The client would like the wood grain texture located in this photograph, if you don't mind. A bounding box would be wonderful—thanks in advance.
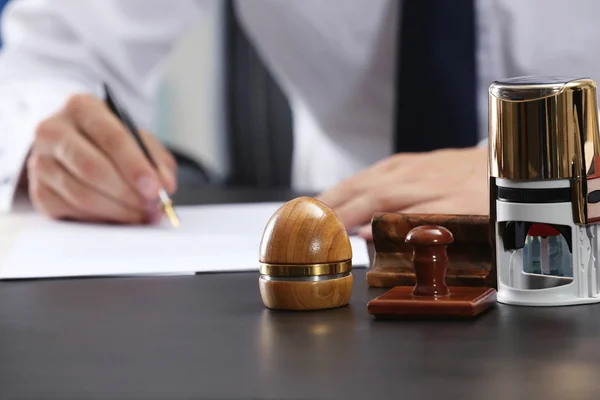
[259,274,353,310]
[367,213,496,288]
[366,224,496,319]
[259,197,352,264]
[406,226,454,298]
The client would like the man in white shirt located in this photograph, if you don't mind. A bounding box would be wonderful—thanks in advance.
[0,0,598,238]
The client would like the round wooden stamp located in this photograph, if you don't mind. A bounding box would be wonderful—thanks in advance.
[258,197,353,311]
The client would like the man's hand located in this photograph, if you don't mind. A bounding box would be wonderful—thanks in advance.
[317,147,488,240]
[26,94,177,224]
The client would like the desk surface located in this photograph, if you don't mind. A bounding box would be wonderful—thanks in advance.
[3,269,600,400]
[2,188,600,399]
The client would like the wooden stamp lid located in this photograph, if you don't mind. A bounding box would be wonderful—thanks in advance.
[258,197,352,266]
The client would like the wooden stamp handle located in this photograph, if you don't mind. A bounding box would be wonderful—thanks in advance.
[405,225,454,298]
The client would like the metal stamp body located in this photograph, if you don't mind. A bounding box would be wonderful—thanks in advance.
[489,76,600,306]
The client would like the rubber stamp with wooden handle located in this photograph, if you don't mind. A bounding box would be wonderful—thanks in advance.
[367,225,496,318]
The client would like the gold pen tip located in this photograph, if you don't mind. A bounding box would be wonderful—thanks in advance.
[162,203,180,227]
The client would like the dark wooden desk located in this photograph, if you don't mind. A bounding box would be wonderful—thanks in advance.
[2,188,600,399]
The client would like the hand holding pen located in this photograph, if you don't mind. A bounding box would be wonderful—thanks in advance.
[104,84,179,226]
[25,90,178,225]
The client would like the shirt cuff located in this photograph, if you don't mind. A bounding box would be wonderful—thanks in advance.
[0,79,99,213]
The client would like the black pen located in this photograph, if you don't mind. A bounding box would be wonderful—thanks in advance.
[103,83,180,227]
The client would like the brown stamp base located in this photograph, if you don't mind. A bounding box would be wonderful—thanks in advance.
[367,286,497,319]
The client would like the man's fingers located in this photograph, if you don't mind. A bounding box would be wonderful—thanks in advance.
[29,93,175,224]
[35,115,148,211]
[28,179,92,222]
[322,147,489,232]
[139,129,177,172]
[317,171,375,209]
[31,154,156,224]
[139,130,178,194]
[333,195,379,232]
[332,180,440,231]
[317,158,395,208]
[63,94,162,201]
[158,164,177,194]
[317,181,357,210]
[317,153,418,208]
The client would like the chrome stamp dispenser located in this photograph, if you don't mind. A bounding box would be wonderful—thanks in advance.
[489,76,600,306]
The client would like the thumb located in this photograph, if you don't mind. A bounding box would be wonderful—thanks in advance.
[157,162,177,194]
[138,129,178,194]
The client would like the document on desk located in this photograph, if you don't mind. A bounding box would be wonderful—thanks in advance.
[0,202,371,280]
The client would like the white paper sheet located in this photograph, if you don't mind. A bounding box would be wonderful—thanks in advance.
[0,202,370,280]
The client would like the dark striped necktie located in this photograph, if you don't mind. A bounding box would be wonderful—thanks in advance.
[394,0,478,153]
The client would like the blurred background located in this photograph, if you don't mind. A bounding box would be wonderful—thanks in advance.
[0,0,230,185]
[152,0,229,184]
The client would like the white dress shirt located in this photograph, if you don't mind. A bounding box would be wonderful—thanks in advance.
[1,0,600,213]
